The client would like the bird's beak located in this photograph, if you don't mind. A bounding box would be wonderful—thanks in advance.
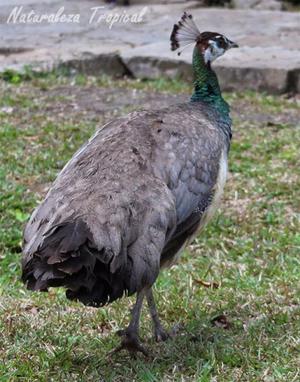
[228,39,239,49]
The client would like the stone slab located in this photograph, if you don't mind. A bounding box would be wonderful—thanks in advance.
[122,42,300,93]
[232,0,283,10]
[0,0,299,93]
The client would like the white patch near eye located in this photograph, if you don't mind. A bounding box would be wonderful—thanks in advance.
[204,40,225,64]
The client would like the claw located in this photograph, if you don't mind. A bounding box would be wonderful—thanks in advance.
[109,329,150,357]
[154,327,169,342]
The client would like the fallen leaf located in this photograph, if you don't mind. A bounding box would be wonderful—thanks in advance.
[211,314,231,329]
[194,279,219,289]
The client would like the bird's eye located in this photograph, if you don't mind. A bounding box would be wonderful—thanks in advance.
[217,38,226,49]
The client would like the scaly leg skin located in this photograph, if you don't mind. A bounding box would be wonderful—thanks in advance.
[109,290,149,357]
[146,288,169,342]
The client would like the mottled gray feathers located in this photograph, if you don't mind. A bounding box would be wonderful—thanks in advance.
[22,101,229,307]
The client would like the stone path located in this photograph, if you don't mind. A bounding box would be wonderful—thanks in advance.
[0,0,299,93]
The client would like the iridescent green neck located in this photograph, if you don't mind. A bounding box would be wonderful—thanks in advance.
[191,46,230,119]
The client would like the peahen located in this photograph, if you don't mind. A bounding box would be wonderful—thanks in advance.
[22,13,238,355]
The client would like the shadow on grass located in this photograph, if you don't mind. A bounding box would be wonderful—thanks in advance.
[58,302,299,381]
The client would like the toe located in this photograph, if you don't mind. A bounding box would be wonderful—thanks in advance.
[155,329,169,342]
[114,328,150,357]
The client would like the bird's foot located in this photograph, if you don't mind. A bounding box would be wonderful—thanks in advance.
[109,328,149,357]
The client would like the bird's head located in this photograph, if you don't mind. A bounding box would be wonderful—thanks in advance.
[170,12,238,65]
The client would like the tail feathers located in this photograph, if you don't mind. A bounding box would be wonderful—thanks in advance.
[66,264,128,307]
[40,219,93,256]
[22,219,131,307]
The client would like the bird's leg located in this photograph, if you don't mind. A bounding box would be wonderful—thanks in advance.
[111,289,149,356]
[146,288,169,342]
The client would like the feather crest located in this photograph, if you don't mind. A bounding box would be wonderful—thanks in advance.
[170,12,201,55]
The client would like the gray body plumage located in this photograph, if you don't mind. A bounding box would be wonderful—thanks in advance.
[22,102,231,307]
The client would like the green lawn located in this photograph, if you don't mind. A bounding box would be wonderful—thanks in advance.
[0,72,299,381]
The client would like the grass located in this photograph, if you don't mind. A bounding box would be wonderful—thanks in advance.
[0,71,299,381]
